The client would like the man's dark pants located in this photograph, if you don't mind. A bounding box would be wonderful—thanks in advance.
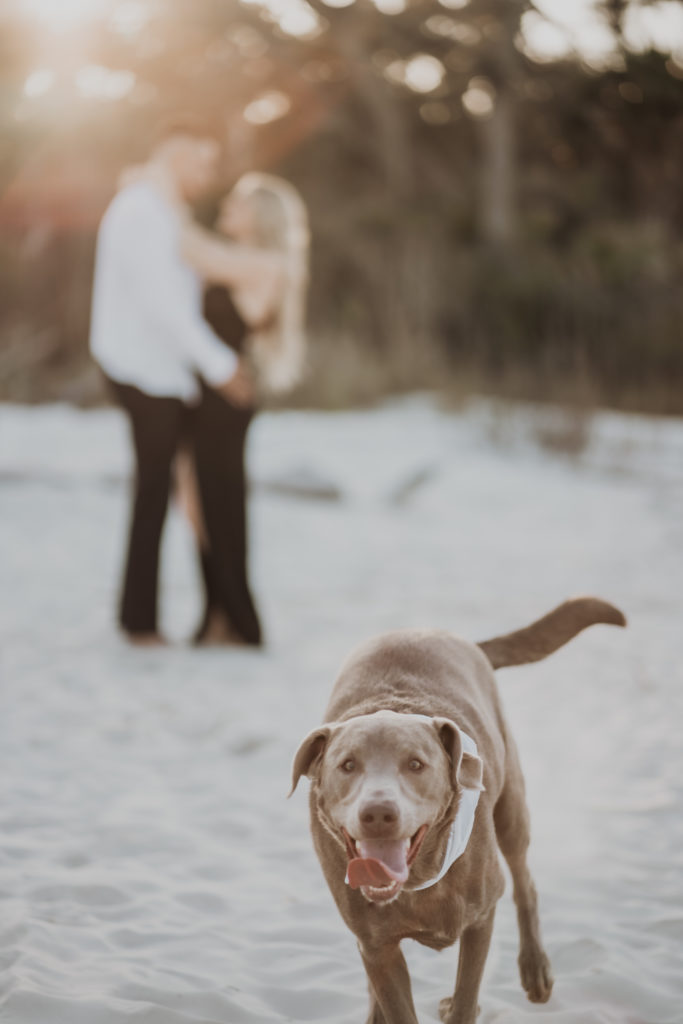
[108,380,188,635]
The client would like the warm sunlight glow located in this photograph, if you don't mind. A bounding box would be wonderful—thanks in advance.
[19,0,112,31]
[23,68,55,97]
[373,0,406,15]
[520,12,572,63]
[624,0,683,55]
[386,54,445,93]
[425,15,480,45]
[404,54,445,93]
[75,65,136,100]
[243,90,291,125]
[528,0,683,63]
[240,0,324,40]
[109,1,150,36]
[462,77,495,119]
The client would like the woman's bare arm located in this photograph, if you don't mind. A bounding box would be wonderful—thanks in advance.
[181,222,285,328]
[181,222,282,292]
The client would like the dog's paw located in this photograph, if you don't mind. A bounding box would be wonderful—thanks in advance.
[519,948,553,1003]
[438,996,481,1023]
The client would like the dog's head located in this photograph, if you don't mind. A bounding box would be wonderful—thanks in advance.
[290,710,483,904]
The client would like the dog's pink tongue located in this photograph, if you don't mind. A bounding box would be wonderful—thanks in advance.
[347,840,410,890]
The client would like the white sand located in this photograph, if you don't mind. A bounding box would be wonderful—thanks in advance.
[1,396,682,1024]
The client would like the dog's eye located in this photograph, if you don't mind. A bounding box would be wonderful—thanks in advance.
[408,759,424,772]
[340,759,355,773]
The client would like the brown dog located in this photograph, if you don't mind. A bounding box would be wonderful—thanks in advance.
[291,597,626,1024]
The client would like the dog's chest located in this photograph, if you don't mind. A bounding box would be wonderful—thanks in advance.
[359,888,468,951]
[412,929,457,951]
[406,890,468,949]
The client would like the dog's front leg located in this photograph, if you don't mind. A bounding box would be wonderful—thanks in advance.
[439,907,495,1024]
[359,940,419,1024]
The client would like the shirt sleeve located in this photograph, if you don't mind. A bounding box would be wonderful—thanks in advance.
[113,190,238,386]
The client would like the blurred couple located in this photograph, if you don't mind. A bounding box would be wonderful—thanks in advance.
[90,119,309,647]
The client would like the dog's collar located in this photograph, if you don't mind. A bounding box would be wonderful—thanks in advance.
[410,720,481,891]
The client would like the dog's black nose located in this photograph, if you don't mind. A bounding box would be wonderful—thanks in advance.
[359,799,399,828]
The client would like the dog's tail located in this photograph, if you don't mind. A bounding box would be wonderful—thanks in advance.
[477,597,626,670]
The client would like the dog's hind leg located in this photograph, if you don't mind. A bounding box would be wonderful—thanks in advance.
[359,941,419,1024]
[493,740,553,1004]
[439,906,496,1024]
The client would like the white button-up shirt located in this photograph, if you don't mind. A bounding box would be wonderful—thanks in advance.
[90,181,237,403]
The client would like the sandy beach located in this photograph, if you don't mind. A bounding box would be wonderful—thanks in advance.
[1,396,682,1024]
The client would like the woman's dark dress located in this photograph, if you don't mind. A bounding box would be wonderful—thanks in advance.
[189,284,262,645]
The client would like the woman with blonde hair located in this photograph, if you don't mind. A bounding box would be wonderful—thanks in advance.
[179,172,309,645]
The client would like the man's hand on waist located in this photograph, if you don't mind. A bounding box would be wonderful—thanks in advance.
[215,358,255,408]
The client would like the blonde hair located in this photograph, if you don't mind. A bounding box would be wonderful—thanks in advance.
[229,172,309,394]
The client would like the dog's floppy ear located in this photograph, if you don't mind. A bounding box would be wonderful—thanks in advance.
[433,717,484,791]
[289,725,333,796]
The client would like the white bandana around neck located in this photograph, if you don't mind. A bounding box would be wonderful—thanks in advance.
[411,718,481,891]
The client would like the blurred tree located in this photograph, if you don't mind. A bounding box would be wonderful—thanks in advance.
[0,0,682,408]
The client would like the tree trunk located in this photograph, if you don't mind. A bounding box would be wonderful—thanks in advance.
[480,85,516,246]
[478,0,522,248]
[336,17,421,363]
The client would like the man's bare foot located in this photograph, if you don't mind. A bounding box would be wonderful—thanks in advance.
[124,631,167,647]
[194,609,246,646]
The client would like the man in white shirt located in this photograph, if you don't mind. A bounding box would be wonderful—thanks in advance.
[90,120,252,644]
